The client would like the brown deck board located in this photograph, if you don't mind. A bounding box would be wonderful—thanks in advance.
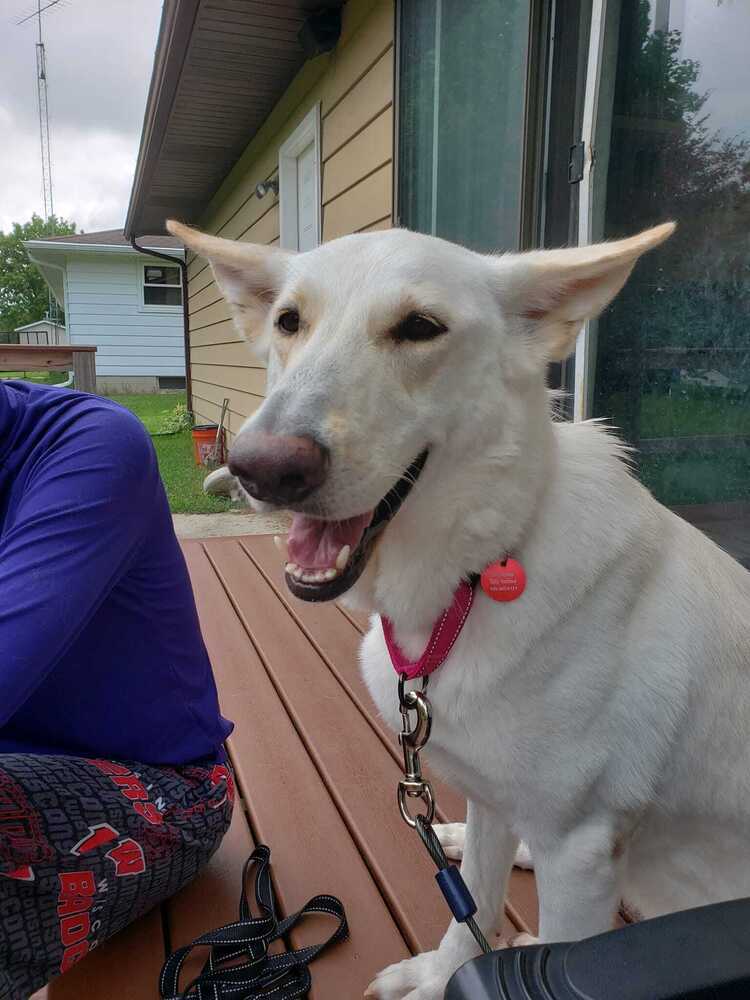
[48,907,165,1000]
[184,540,410,995]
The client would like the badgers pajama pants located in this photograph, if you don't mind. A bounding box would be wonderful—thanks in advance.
[0,754,234,999]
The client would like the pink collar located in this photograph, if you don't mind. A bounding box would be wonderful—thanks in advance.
[380,578,476,680]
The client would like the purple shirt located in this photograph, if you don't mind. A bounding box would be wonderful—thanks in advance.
[0,380,233,764]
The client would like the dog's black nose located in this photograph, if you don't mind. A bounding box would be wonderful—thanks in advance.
[228,432,329,505]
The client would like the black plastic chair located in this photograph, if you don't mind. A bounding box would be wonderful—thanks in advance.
[445,898,750,999]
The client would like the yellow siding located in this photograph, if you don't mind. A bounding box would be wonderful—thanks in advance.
[323,161,392,240]
[186,0,395,438]
[322,107,392,203]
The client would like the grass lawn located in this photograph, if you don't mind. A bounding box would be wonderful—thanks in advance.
[109,392,233,514]
[0,370,67,385]
[607,390,750,438]
[1,374,232,514]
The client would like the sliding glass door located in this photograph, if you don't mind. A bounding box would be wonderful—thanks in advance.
[396,0,749,565]
[582,0,750,565]
[397,0,532,252]
[397,0,591,395]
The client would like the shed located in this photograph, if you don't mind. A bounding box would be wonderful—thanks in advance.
[14,318,67,346]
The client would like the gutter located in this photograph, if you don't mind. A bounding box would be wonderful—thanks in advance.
[25,240,183,255]
[129,237,193,417]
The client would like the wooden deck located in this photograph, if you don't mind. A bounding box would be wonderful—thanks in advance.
[0,344,97,394]
[49,534,539,999]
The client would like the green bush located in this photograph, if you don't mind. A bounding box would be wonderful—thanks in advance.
[156,401,193,435]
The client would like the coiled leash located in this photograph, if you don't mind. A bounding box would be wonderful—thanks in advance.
[159,844,348,999]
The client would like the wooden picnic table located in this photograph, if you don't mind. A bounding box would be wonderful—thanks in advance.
[48,534,540,999]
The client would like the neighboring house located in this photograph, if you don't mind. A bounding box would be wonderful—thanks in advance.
[125,0,749,562]
[14,318,67,346]
[24,230,186,393]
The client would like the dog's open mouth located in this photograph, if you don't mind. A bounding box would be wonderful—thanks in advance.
[277,450,428,602]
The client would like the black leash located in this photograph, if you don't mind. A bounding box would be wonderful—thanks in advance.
[159,845,348,999]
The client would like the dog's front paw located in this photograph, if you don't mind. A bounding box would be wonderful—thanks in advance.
[432,822,466,860]
[510,932,540,948]
[433,823,534,871]
[364,950,456,1000]
[513,842,534,871]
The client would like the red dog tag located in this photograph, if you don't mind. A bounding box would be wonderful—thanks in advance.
[480,558,526,602]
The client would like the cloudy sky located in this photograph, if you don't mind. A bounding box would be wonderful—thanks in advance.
[0,0,162,234]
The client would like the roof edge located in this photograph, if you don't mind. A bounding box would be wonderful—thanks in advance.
[14,318,66,331]
[124,0,200,239]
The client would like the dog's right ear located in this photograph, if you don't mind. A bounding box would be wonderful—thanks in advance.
[166,220,292,353]
[491,222,675,362]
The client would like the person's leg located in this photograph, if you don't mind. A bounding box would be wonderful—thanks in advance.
[0,754,233,999]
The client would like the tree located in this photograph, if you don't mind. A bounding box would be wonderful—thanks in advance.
[593,0,750,506]
[598,0,750,362]
[0,214,77,332]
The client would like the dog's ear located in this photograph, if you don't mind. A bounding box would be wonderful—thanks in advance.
[493,222,675,361]
[166,220,292,354]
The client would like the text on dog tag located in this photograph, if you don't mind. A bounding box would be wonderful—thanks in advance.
[480,558,526,602]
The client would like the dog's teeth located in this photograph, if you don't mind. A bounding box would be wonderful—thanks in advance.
[291,566,339,585]
[274,535,289,560]
[335,545,351,571]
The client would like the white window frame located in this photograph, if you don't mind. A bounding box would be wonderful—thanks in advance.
[572,0,608,421]
[139,260,183,312]
[278,103,322,251]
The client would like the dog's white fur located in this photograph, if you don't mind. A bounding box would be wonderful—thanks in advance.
[169,219,750,1000]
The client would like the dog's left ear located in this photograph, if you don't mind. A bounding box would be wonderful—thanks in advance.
[493,222,675,361]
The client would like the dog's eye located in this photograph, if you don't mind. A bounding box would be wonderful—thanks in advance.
[391,312,447,343]
[277,309,300,335]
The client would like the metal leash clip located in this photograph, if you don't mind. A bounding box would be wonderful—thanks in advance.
[397,673,436,828]
[395,673,493,955]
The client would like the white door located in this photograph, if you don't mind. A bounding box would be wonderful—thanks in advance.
[296,142,317,252]
[279,105,321,252]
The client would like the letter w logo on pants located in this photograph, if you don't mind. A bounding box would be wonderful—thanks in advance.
[105,838,146,877]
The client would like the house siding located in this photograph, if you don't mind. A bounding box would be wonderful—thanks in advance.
[187,0,394,440]
[65,252,185,377]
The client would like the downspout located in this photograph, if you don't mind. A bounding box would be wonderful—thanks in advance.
[129,237,193,417]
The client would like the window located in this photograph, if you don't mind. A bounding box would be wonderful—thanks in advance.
[397,0,531,252]
[580,0,750,565]
[279,105,321,251]
[143,264,182,306]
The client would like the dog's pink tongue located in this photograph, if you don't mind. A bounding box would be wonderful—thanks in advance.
[287,512,373,569]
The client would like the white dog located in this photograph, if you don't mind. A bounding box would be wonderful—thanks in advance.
[169,218,750,1000]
